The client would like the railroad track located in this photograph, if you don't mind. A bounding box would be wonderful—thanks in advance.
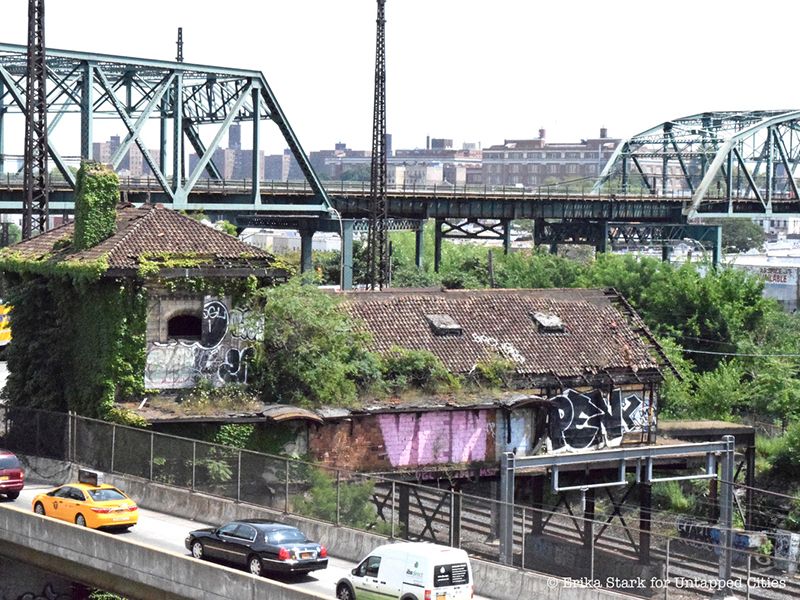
[372,484,799,600]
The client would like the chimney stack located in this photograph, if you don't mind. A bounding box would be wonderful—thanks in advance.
[538,128,546,140]
[600,127,608,139]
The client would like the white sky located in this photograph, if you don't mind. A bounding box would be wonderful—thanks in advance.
[0,0,798,155]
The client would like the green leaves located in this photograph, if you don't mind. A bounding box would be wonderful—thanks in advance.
[73,161,119,250]
[249,276,380,407]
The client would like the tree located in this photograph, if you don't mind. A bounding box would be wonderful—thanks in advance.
[248,276,381,407]
[339,164,371,182]
[703,218,766,253]
[1,223,21,247]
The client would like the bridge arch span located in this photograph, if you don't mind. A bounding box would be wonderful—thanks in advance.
[594,110,800,217]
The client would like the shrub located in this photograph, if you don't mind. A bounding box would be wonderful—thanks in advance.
[381,346,460,393]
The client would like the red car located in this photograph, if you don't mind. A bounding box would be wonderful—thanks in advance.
[0,450,24,500]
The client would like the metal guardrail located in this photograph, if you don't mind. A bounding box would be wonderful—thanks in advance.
[1,171,792,203]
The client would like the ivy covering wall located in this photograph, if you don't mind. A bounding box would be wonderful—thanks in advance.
[2,273,147,416]
[73,162,119,250]
[0,161,146,418]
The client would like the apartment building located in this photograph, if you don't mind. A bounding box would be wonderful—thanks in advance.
[482,128,619,189]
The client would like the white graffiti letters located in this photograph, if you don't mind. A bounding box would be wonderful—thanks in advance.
[145,298,258,389]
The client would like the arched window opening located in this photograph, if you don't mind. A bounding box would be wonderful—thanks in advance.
[168,314,202,341]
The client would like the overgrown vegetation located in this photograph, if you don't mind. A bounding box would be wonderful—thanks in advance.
[73,162,119,249]
[0,161,146,417]
[293,467,390,533]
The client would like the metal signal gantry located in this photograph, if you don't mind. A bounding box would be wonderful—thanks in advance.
[593,110,800,218]
[367,0,388,290]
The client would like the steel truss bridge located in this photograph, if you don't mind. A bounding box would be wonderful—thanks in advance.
[2,42,800,284]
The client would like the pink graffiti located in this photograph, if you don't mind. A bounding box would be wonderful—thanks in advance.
[378,411,488,467]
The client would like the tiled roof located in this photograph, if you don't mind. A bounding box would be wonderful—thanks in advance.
[342,288,666,384]
[3,203,279,273]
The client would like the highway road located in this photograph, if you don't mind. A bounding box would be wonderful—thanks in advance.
[9,483,492,600]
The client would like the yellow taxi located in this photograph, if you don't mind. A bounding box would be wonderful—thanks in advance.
[0,302,11,348]
[32,482,139,530]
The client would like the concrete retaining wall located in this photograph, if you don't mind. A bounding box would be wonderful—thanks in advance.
[0,502,329,600]
[20,455,631,600]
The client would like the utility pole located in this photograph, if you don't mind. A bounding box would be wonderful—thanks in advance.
[23,0,49,239]
[367,0,388,289]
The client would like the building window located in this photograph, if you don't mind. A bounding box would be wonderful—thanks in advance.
[168,314,202,341]
[546,152,562,159]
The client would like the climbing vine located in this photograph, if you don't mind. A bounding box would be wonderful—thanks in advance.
[0,162,147,418]
[73,161,119,249]
[2,273,147,417]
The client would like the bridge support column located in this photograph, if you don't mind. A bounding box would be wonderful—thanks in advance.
[159,101,168,176]
[662,245,672,263]
[503,219,512,255]
[711,226,722,268]
[341,219,354,290]
[415,221,425,269]
[299,228,315,274]
[434,218,443,272]
[597,222,610,254]
[251,87,261,203]
[172,73,184,193]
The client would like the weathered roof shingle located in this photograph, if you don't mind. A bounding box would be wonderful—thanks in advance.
[5,203,280,274]
[343,288,666,385]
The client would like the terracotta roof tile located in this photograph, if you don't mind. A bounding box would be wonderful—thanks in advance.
[4,204,278,273]
[342,288,664,382]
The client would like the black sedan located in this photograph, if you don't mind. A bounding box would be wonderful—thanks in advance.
[185,519,328,577]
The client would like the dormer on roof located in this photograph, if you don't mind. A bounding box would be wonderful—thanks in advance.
[531,311,565,333]
[425,314,463,336]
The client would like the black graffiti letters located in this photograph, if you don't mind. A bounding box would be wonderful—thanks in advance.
[548,388,647,452]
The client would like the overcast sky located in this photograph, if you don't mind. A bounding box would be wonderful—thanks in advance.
[0,0,798,154]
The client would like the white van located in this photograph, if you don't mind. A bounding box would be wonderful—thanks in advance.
[336,542,474,600]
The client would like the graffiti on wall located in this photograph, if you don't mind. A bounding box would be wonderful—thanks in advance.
[378,410,492,467]
[775,529,800,574]
[471,333,526,364]
[144,299,262,389]
[547,388,651,452]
